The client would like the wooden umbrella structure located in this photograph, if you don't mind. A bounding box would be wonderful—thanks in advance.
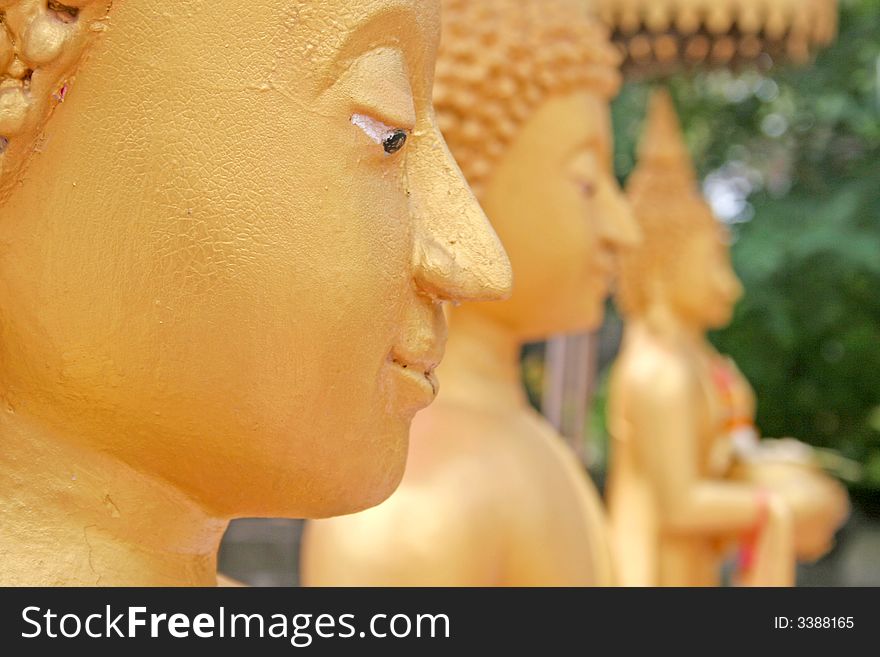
[593,0,838,73]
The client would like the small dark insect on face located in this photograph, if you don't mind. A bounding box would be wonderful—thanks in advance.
[383,130,408,154]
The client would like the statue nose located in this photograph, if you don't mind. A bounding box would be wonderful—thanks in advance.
[408,127,512,304]
[412,223,513,303]
[599,177,641,249]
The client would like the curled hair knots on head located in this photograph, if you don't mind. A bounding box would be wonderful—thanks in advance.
[616,89,723,318]
[0,0,112,204]
[434,0,622,198]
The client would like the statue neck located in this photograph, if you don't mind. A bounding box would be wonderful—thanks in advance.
[637,300,709,350]
[437,308,527,410]
[0,409,226,586]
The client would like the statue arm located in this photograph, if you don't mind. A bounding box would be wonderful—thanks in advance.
[630,365,768,536]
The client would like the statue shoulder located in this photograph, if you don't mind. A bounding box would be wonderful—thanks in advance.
[408,405,575,527]
[301,462,507,585]
[614,336,695,402]
[409,400,540,469]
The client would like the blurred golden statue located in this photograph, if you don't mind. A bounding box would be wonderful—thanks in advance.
[302,0,638,586]
[0,0,511,586]
[606,89,848,586]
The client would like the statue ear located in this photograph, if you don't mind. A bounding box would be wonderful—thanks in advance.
[0,1,112,205]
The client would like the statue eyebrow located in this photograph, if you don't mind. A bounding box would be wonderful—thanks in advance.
[565,137,602,164]
[343,48,416,129]
[570,128,614,169]
[323,5,420,93]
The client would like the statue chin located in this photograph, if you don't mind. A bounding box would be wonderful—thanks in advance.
[296,426,411,521]
[207,408,411,520]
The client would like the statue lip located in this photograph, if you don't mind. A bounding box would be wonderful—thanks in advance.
[386,306,446,407]
[387,347,441,399]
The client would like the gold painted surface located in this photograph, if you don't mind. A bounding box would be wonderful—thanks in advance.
[589,0,838,70]
[301,0,639,586]
[0,0,511,586]
[606,89,848,587]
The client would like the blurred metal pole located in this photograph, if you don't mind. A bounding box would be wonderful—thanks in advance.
[542,335,567,433]
[542,333,599,465]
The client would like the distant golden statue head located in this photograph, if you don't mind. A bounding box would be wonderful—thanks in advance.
[0,0,511,519]
[434,0,620,197]
[434,0,638,339]
[617,89,743,329]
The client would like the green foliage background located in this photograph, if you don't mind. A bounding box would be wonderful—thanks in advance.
[603,0,880,490]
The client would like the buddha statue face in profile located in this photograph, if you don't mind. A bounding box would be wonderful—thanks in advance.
[434,0,638,340]
[0,0,511,584]
[301,0,636,587]
[617,91,743,333]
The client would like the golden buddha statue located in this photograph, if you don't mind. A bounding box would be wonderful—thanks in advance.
[301,0,638,586]
[0,0,512,586]
[606,89,848,587]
